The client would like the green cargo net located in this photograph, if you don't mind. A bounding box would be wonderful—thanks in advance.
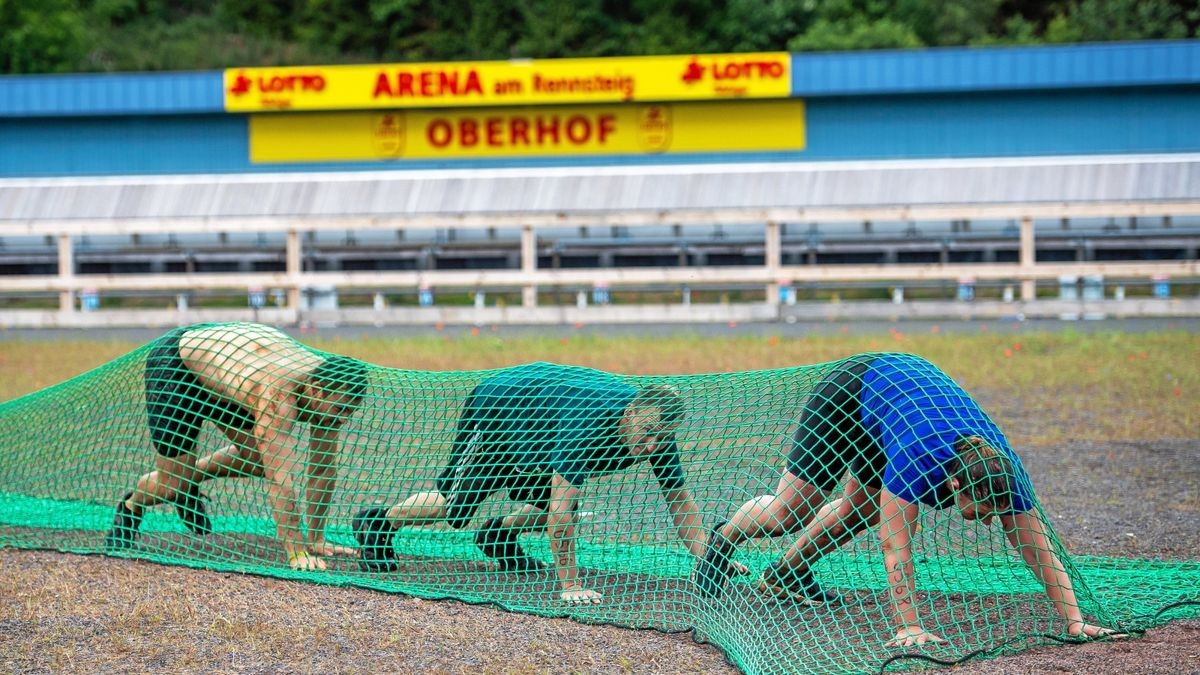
[0,322,1196,675]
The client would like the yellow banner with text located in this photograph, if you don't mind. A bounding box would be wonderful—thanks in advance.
[248,100,805,163]
[225,53,790,112]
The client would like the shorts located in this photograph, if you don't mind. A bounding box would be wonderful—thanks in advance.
[435,390,553,529]
[786,356,887,492]
[145,328,255,458]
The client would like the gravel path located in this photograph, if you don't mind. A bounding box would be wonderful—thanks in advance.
[3,438,1199,674]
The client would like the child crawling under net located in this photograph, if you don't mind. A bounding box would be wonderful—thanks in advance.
[351,362,726,605]
[695,352,1124,647]
[106,322,369,570]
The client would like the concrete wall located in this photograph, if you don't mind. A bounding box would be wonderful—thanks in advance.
[2,297,1197,329]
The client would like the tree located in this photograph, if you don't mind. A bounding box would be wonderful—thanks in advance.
[380,0,521,60]
[512,0,618,58]
[294,0,388,60]
[216,0,303,40]
[898,0,1005,47]
[717,0,819,52]
[609,0,730,55]
[1044,0,1190,42]
[2,0,1196,74]
[785,0,926,51]
[0,0,87,73]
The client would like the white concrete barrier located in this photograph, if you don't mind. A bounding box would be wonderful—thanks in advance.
[1,298,1197,328]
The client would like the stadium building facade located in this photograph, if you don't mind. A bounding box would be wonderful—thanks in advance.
[0,41,1197,322]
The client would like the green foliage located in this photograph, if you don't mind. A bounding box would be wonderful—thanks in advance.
[0,0,87,73]
[511,0,616,58]
[902,0,1004,47]
[216,0,302,40]
[788,17,925,51]
[81,13,344,71]
[373,0,521,60]
[293,0,388,62]
[629,0,738,54]
[90,0,141,24]
[785,0,919,50]
[1044,0,1191,42]
[3,0,1198,73]
[714,0,818,52]
[974,14,1044,46]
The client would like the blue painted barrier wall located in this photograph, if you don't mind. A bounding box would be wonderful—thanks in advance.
[1,42,1197,177]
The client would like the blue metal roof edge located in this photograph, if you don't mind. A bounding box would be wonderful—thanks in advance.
[790,40,1200,96]
[2,41,1196,117]
[0,70,223,117]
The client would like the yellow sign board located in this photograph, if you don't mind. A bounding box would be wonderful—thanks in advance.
[225,53,790,112]
[249,100,805,163]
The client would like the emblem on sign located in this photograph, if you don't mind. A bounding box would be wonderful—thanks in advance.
[637,105,672,152]
[371,113,405,158]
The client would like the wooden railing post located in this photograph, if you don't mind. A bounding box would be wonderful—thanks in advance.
[765,220,782,306]
[521,224,537,308]
[286,229,302,310]
[1019,216,1036,301]
[57,233,74,313]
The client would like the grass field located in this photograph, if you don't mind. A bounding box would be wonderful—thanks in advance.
[1,325,1197,674]
[1,327,1195,446]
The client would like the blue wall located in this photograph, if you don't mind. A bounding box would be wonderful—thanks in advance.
[2,42,1198,177]
[789,41,1200,96]
[2,86,1196,177]
[0,115,246,176]
[802,86,1200,160]
[0,71,221,117]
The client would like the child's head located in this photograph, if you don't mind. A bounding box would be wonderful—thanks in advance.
[299,355,369,426]
[620,384,684,457]
[947,435,1015,522]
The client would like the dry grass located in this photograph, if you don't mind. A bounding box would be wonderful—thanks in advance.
[2,328,1196,446]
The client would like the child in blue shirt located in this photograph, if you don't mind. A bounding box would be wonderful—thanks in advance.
[697,353,1121,646]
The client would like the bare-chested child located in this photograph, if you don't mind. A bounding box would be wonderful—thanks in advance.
[105,322,369,570]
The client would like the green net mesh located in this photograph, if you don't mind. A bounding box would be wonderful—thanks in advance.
[1,322,1196,675]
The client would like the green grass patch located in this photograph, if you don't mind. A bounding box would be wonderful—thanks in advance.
[1,329,1195,447]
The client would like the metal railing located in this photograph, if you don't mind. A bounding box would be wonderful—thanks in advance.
[2,201,1199,325]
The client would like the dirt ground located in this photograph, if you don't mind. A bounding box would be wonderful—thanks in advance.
[2,549,1198,675]
[3,437,1199,674]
